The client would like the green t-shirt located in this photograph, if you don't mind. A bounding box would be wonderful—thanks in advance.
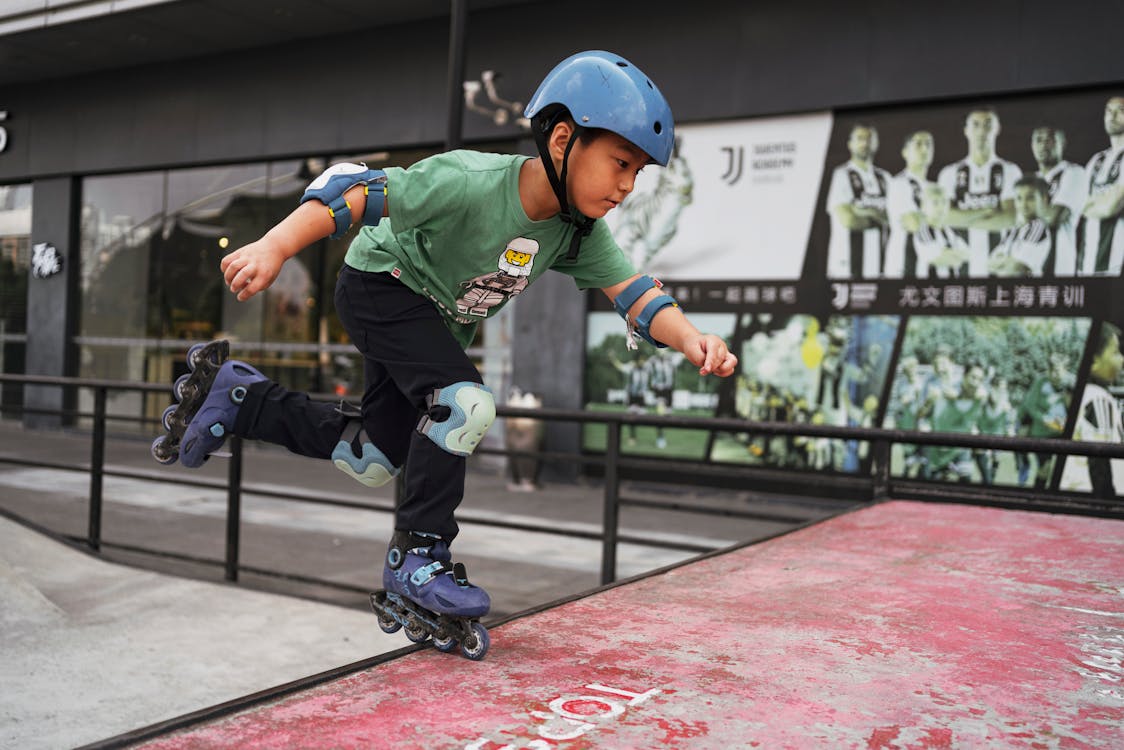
[344,150,637,348]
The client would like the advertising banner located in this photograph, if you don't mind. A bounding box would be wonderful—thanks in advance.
[583,88,1124,499]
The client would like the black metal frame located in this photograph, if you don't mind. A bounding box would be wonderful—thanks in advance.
[2,371,1122,750]
[1,372,1122,595]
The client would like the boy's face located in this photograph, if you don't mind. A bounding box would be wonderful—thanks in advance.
[962,367,985,396]
[1013,185,1045,221]
[566,132,650,219]
[920,185,949,221]
[1091,332,1123,384]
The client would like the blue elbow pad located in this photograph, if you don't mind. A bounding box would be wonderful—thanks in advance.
[300,163,388,239]
[613,275,680,348]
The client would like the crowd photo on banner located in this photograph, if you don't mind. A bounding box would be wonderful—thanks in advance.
[582,88,1124,497]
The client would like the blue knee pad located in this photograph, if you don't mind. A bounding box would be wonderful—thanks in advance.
[418,382,496,457]
[332,436,399,488]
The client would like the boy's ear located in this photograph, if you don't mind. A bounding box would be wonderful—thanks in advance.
[547,119,576,164]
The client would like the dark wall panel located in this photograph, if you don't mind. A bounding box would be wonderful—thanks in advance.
[867,0,1021,104]
[24,176,79,427]
[3,0,1124,182]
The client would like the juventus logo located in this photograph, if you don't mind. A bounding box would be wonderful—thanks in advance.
[720,146,744,186]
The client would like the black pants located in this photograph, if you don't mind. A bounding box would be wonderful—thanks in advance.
[233,265,483,540]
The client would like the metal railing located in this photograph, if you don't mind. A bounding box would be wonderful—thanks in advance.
[1,373,1122,594]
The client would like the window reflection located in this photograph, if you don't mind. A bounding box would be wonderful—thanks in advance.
[73,142,515,431]
[0,183,31,419]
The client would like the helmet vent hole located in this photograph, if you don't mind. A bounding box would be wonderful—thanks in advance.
[653,121,663,135]
[646,79,653,89]
[616,61,628,67]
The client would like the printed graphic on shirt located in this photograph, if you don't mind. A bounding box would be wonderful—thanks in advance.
[455,237,539,317]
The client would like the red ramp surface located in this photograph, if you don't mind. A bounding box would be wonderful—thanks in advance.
[135,501,1124,749]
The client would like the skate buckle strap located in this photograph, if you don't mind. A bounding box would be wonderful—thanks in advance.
[410,561,447,586]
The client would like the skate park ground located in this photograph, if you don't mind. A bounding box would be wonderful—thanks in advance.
[0,420,852,749]
[3,422,1122,748]
[86,500,1124,749]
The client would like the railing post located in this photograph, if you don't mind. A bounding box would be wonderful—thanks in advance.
[601,420,621,586]
[871,438,891,502]
[225,436,243,582]
[87,386,106,551]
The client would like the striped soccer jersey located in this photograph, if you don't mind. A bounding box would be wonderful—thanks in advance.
[1076,147,1124,276]
[992,218,1053,276]
[884,171,926,278]
[1037,160,1086,275]
[1060,382,1123,492]
[826,161,891,279]
[937,155,1022,277]
[912,223,971,278]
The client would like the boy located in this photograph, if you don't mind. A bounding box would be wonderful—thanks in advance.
[916,183,971,277]
[988,176,1054,277]
[161,51,737,653]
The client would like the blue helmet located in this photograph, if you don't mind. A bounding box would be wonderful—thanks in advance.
[524,50,675,166]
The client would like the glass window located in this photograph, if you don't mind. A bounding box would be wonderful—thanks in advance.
[81,171,163,346]
[155,164,269,341]
[72,139,519,430]
[218,159,323,393]
[0,183,31,419]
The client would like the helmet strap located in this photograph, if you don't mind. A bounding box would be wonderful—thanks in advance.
[532,111,594,261]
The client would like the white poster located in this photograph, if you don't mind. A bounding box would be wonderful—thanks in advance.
[606,111,834,281]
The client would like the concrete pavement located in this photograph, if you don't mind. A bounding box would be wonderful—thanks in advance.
[0,513,403,750]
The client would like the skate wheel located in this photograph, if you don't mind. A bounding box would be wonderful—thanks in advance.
[376,612,401,634]
[161,404,179,432]
[173,374,193,401]
[404,623,429,644]
[460,622,489,661]
[186,342,209,371]
[151,436,178,465]
[370,592,403,633]
[433,633,458,653]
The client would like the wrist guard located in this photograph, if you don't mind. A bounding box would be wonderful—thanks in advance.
[613,275,680,348]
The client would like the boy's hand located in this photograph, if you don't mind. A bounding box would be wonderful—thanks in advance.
[221,240,286,302]
[682,333,738,377]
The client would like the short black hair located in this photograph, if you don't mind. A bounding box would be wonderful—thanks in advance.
[901,130,932,150]
[965,106,999,123]
[849,122,878,139]
[1014,175,1050,198]
[1032,125,1067,144]
[1097,322,1121,356]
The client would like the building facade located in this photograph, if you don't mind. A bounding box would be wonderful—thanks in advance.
[1,0,1122,468]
